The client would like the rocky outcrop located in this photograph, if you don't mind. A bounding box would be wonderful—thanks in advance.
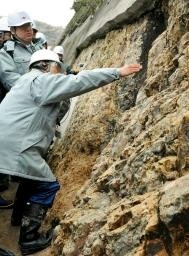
[62,0,160,66]
[49,0,189,255]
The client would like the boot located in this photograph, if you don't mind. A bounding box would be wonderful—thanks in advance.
[11,189,27,226]
[0,174,9,192]
[19,202,53,255]
[11,181,32,226]
[0,248,15,256]
[0,195,13,209]
[11,195,25,226]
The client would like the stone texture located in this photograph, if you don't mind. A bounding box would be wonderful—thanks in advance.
[159,174,189,226]
[48,0,189,255]
[62,0,159,66]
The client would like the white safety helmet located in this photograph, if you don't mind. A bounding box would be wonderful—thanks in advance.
[53,45,64,55]
[8,11,33,27]
[36,32,47,44]
[29,49,61,67]
[0,17,10,32]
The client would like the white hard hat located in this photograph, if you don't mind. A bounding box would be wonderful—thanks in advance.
[36,32,47,44]
[53,45,64,55]
[0,17,10,32]
[8,11,33,27]
[29,49,61,67]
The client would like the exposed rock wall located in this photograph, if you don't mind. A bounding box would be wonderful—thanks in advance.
[62,0,160,66]
[48,0,189,255]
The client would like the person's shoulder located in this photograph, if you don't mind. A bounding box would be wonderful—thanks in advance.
[0,40,16,59]
[33,39,44,50]
[2,39,15,51]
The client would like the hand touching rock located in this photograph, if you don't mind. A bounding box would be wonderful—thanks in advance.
[119,64,142,77]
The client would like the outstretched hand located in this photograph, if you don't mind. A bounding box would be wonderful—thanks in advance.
[119,64,142,77]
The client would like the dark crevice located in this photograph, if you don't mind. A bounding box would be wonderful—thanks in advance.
[116,2,167,112]
[75,1,164,60]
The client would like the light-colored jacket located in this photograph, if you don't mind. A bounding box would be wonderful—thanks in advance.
[0,68,120,182]
[0,39,42,90]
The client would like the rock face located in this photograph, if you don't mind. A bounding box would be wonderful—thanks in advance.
[63,0,160,66]
[48,0,189,255]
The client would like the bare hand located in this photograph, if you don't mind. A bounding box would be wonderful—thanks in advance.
[50,63,62,74]
[119,64,142,77]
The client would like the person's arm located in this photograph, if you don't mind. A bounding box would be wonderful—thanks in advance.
[0,49,21,90]
[32,64,142,105]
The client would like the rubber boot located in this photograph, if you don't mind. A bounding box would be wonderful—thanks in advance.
[11,184,30,226]
[19,202,53,255]
[0,248,15,256]
[0,195,13,209]
[11,196,24,226]
[0,174,9,192]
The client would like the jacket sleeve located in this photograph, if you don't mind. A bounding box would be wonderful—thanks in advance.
[31,68,120,105]
[0,49,21,90]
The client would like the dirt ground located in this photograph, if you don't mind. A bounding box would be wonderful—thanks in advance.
[0,181,51,256]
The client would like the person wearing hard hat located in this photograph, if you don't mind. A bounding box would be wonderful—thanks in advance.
[0,17,11,48]
[53,45,64,62]
[35,31,48,49]
[0,11,43,91]
[0,48,142,255]
[0,16,14,210]
[53,45,72,137]
[0,11,43,224]
[53,45,78,75]
[53,46,78,133]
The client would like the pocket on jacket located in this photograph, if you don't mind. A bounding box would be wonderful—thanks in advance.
[14,57,30,75]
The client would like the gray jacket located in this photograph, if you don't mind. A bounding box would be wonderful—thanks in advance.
[0,68,120,182]
[0,39,42,90]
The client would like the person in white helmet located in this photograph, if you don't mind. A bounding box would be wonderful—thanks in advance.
[35,31,48,49]
[52,46,78,135]
[0,11,43,91]
[53,45,64,61]
[53,45,78,75]
[0,48,142,255]
[53,45,73,137]
[0,16,11,48]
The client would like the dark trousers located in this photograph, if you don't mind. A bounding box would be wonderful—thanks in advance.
[0,173,9,191]
[15,178,60,207]
[11,178,60,226]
